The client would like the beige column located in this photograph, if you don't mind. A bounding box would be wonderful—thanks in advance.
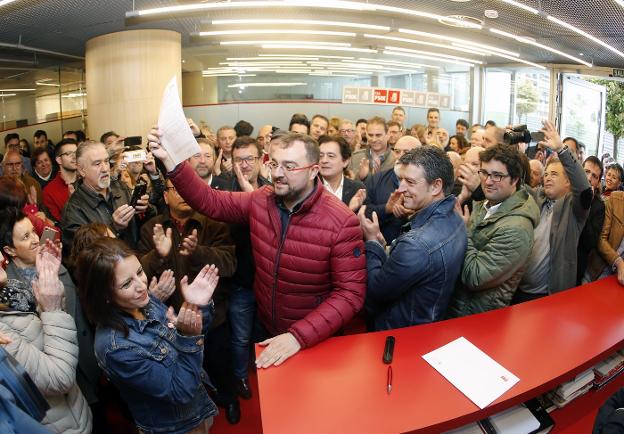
[182,71,218,106]
[85,29,181,142]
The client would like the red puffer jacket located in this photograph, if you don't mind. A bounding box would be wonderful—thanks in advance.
[170,162,366,348]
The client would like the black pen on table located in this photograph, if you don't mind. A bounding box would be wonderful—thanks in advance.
[383,336,395,395]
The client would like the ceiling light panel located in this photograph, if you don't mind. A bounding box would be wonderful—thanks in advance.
[384,46,482,64]
[398,28,520,57]
[128,1,481,29]
[490,28,592,67]
[495,0,624,60]
[210,19,390,31]
[363,34,489,56]
[382,50,474,67]
[228,82,308,88]
[199,29,356,37]
[262,45,378,53]
[221,41,350,47]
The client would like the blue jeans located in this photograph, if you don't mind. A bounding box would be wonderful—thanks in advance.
[228,286,256,380]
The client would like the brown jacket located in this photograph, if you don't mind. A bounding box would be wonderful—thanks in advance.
[137,211,237,327]
[587,191,624,280]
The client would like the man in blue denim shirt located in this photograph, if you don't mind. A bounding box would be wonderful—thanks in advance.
[359,146,467,331]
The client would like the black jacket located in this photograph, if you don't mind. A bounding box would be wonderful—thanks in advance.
[60,179,152,254]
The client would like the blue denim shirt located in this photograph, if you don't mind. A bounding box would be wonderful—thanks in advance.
[94,296,217,434]
[365,195,467,331]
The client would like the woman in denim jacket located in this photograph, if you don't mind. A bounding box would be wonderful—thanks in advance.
[76,238,219,434]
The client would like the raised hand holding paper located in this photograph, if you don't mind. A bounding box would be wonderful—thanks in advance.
[157,76,200,165]
[422,336,519,409]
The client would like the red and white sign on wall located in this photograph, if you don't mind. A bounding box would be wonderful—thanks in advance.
[342,86,451,109]
[373,88,388,104]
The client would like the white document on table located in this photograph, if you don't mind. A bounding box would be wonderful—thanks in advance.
[422,336,519,409]
[157,76,200,165]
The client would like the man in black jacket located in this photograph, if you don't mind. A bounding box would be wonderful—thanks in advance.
[60,141,151,254]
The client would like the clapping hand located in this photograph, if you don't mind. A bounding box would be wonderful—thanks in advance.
[37,239,62,275]
[149,270,175,301]
[358,158,370,181]
[153,224,173,258]
[234,162,254,192]
[454,198,471,227]
[180,264,219,306]
[348,188,366,212]
[166,302,202,336]
[179,229,198,256]
[33,249,65,312]
[357,205,386,245]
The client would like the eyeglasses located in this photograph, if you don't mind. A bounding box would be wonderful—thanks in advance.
[265,161,317,174]
[478,169,510,183]
[339,129,355,134]
[60,151,76,158]
[233,156,259,165]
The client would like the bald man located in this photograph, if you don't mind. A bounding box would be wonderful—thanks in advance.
[529,159,544,188]
[457,146,486,208]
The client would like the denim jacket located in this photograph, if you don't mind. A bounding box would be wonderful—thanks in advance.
[94,296,217,434]
[365,195,467,331]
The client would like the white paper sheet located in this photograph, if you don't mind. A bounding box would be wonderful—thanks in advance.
[489,405,540,433]
[422,337,519,409]
[157,76,200,165]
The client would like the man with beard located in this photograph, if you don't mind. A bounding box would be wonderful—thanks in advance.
[43,139,78,222]
[148,130,366,369]
[61,141,151,253]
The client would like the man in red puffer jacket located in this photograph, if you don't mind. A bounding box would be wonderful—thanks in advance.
[148,130,366,368]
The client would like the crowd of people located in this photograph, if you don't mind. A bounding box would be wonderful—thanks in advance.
[0,105,623,433]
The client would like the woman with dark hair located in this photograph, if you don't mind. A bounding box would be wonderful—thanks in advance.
[76,237,219,434]
[0,175,57,236]
[448,134,469,155]
[603,164,624,200]
[318,135,365,210]
[0,207,92,433]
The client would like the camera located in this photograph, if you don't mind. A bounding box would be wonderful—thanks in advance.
[503,125,546,146]
[503,125,531,146]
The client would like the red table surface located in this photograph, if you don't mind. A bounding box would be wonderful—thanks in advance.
[256,276,624,434]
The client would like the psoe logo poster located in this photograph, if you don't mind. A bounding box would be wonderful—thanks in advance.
[373,88,388,104]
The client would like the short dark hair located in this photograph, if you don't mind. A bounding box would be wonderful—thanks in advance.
[456,119,469,129]
[75,238,136,336]
[318,135,352,161]
[289,113,310,132]
[427,108,440,116]
[4,133,19,146]
[392,106,405,114]
[0,177,27,212]
[234,120,254,137]
[75,130,86,143]
[449,134,469,151]
[368,116,387,133]
[583,155,603,178]
[485,120,497,127]
[233,136,261,157]
[34,130,47,139]
[480,144,524,187]
[0,207,26,250]
[31,148,51,167]
[356,118,367,126]
[100,131,118,143]
[387,121,403,131]
[55,138,78,158]
[398,145,454,196]
[275,132,320,164]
